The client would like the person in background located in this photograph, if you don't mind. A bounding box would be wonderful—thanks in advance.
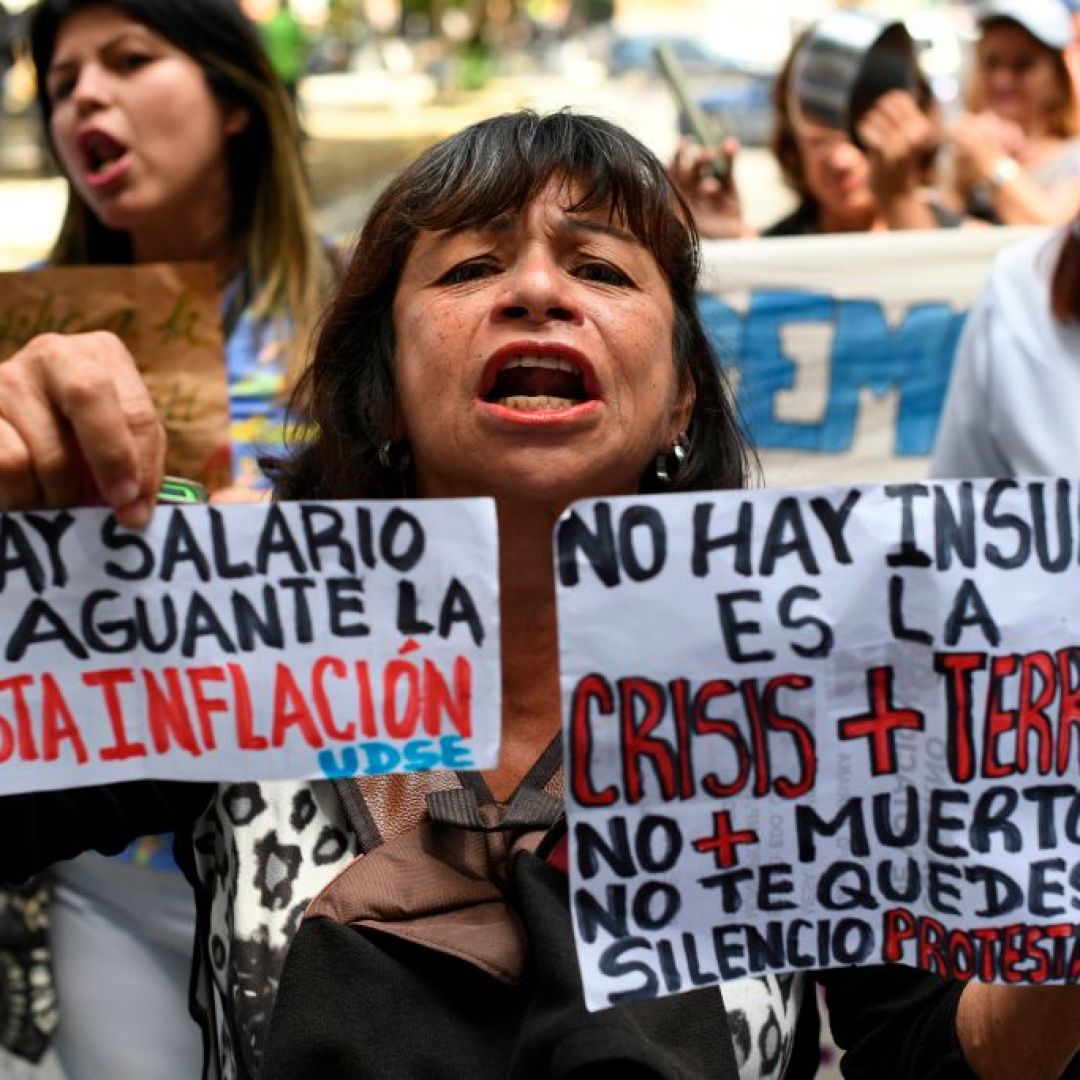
[4,1,335,1077]
[669,27,959,240]
[259,0,307,124]
[932,215,1080,477]
[946,0,1080,226]
[1,108,1080,1080]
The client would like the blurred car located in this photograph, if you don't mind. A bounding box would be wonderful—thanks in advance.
[609,32,777,148]
[608,33,765,81]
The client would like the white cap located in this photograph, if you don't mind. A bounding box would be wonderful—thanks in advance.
[977,0,1075,50]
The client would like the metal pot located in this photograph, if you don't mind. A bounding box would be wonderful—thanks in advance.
[789,11,917,141]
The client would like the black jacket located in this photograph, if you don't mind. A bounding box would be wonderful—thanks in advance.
[0,782,985,1079]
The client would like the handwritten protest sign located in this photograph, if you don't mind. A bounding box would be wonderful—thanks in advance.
[557,480,1080,1009]
[0,498,499,792]
[0,263,231,488]
[698,227,1043,486]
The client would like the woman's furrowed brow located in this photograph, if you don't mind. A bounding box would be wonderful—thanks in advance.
[556,217,642,245]
[436,214,641,246]
[440,216,514,239]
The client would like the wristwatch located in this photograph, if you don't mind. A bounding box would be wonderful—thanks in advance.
[987,156,1021,190]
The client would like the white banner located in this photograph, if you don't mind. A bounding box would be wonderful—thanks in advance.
[557,481,1080,1009]
[0,499,500,792]
[698,227,1046,487]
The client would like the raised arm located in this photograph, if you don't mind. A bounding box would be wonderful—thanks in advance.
[949,112,1079,227]
[0,332,202,881]
[856,90,945,232]
[667,137,757,240]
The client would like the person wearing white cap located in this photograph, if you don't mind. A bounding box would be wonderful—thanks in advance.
[946,0,1080,225]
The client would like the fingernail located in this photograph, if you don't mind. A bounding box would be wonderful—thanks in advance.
[110,479,140,507]
[122,499,153,530]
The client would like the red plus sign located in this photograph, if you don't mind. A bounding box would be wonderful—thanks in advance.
[838,665,924,776]
[693,811,759,869]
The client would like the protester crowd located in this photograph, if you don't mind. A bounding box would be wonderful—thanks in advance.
[671,0,1080,238]
[0,0,1078,1078]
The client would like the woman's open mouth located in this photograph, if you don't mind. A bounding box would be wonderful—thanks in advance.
[485,356,590,410]
[77,130,132,189]
[480,345,600,415]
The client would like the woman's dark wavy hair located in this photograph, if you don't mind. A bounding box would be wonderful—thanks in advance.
[272,110,755,501]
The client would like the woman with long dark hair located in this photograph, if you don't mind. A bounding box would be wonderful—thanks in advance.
[4,2,334,1075]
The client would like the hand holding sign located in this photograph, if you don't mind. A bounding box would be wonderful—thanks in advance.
[0,264,231,505]
[0,498,500,792]
[956,981,1080,1079]
[0,331,165,529]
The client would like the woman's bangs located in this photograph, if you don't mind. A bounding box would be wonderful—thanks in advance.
[401,112,679,261]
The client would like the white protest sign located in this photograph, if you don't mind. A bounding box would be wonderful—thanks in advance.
[556,480,1080,1010]
[0,499,500,792]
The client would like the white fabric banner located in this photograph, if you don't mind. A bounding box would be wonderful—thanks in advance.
[557,481,1080,1009]
[698,227,1046,487]
[0,499,500,792]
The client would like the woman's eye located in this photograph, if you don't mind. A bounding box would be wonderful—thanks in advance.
[575,261,633,287]
[48,78,75,103]
[118,52,151,72]
[437,260,498,285]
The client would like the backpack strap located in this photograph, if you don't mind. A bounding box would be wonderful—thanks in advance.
[330,734,565,852]
[329,776,382,852]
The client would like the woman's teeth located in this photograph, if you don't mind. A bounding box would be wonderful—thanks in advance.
[499,395,579,410]
[502,355,578,374]
[487,354,588,408]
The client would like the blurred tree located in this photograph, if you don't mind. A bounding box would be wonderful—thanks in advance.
[401,0,457,37]
[400,0,528,39]
[571,0,612,24]
[328,0,363,39]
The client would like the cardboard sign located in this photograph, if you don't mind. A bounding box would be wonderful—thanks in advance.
[557,480,1080,1009]
[0,498,500,792]
[0,263,232,489]
[698,227,1044,487]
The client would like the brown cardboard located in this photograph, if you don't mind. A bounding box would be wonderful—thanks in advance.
[0,263,232,489]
